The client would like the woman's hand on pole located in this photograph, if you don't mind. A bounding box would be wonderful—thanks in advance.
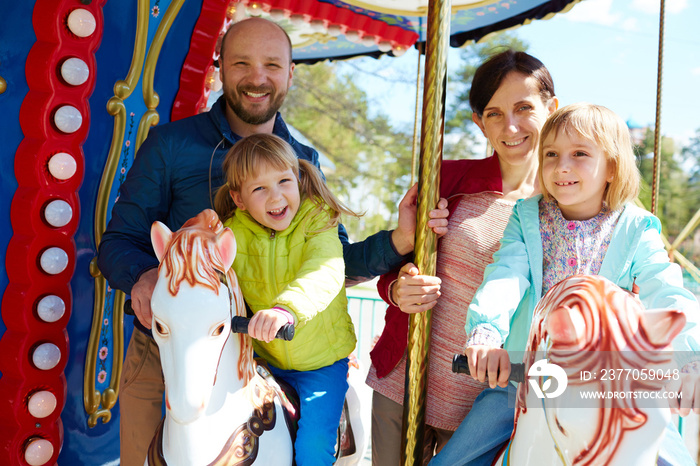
[393,262,441,314]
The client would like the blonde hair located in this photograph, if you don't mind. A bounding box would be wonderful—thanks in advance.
[214,133,359,233]
[538,103,640,211]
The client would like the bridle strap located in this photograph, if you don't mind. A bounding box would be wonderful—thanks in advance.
[215,269,234,320]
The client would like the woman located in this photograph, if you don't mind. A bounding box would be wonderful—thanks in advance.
[365,50,558,465]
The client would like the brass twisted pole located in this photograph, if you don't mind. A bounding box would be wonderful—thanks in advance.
[401,0,450,464]
[411,42,424,184]
[651,0,665,215]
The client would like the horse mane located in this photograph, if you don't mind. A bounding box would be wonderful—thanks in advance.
[519,275,673,465]
[158,211,257,386]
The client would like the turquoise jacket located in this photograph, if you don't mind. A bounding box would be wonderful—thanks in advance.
[466,195,700,365]
[225,199,356,371]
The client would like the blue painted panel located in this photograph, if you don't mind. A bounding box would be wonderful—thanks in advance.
[0,0,34,340]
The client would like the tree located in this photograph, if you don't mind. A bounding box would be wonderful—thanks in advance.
[282,62,414,241]
[682,129,700,185]
[635,129,698,240]
[679,129,700,263]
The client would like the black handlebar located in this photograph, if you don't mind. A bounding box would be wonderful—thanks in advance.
[123,299,295,341]
[452,354,525,384]
[231,316,295,341]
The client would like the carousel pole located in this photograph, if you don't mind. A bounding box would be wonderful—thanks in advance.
[651,0,665,215]
[401,0,450,464]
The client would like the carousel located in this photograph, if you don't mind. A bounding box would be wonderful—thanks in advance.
[1,1,696,465]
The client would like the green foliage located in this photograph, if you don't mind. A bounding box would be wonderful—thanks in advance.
[282,62,414,241]
[683,129,700,185]
[635,129,700,245]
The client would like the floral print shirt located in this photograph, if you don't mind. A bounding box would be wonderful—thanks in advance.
[540,198,622,295]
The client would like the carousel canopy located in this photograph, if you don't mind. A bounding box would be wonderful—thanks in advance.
[227,0,582,63]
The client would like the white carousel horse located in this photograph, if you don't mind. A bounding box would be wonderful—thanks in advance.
[147,210,293,466]
[495,275,686,466]
[146,209,365,465]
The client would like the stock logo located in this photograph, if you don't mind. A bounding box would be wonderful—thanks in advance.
[528,359,568,399]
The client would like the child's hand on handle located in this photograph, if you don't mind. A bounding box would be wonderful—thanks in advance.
[465,345,511,389]
[249,309,291,343]
[666,368,700,416]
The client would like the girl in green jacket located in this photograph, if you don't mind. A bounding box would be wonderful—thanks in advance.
[214,133,360,466]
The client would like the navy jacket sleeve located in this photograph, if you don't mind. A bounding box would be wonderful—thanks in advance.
[341,226,404,287]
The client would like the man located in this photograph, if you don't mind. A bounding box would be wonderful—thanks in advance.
[98,17,447,465]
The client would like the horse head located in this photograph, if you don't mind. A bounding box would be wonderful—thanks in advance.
[513,274,685,465]
[150,209,254,425]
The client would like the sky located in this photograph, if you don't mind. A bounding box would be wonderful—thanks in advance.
[339,0,700,149]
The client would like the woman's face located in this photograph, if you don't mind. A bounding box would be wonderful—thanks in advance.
[473,71,557,169]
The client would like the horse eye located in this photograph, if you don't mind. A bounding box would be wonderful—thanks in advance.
[212,323,226,337]
[155,321,168,336]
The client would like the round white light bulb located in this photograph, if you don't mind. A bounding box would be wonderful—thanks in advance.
[327,25,342,37]
[40,247,69,275]
[361,35,376,47]
[37,295,66,323]
[378,41,393,52]
[345,30,360,43]
[54,106,82,134]
[392,46,407,57]
[48,152,77,180]
[60,58,89,86]
[246,3,262,17]
[44,200,73,228]
[289,14,305,26]
[28,391,57,418]
[67,9,96,38]
[310,20,326,32]
[268,9,286,21]
[32,343,61,370]
[24,438,54,466]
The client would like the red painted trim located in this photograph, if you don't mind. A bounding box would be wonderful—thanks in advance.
[0,1,104,464]
[171,0,230,121]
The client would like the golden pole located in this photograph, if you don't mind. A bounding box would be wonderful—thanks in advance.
[410,42,424,185]
[401,0,450,464]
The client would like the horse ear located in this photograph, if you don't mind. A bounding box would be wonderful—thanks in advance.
[639,309,686,347]
[151,221,173,262]
[216,228,237,270]
[547,306,586,348]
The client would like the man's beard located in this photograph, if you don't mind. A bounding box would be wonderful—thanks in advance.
[224,85,287,126]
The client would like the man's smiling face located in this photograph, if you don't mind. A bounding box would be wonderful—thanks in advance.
[219,18,294,128]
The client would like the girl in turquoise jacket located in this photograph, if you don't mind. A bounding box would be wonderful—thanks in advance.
[214,133,360,466]
[431,104,700,466]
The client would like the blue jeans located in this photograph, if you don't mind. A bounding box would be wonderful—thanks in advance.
[659,421,695,466]
[429,384,516,466]
[268,358,349,466]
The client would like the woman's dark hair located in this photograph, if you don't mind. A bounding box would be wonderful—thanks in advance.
[469,50,555,118]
